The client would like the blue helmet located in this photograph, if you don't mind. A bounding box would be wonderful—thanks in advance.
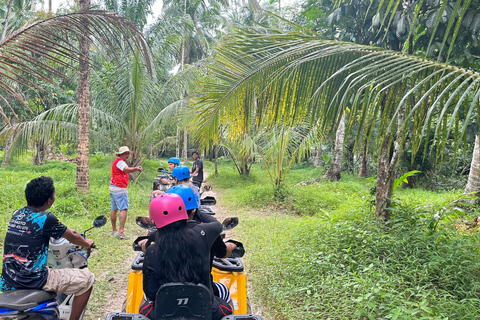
[166,185,198,210]
[172,166,190,180]
[167,157,180,166]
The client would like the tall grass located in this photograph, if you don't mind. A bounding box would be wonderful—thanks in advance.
[208,159,480,320]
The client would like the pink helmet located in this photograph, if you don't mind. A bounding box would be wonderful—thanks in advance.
[149,193,188,229]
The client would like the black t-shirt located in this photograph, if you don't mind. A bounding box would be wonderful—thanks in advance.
[0,207,67,291]
[142,219,222,301]
[193,209,227,264]
[192,159,204,183]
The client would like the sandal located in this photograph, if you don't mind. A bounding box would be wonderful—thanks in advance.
[116,233,130,240]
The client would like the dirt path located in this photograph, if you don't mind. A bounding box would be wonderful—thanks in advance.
[201,181,268,319]
[86,172,268,319]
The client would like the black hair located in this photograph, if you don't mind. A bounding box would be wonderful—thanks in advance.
[192,151,199,156]
[151,221,203,285]
[25,176,55,207]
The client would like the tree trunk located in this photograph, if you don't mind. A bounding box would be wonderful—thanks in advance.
[359,124,372,177]
[1,126,15,167]
[328,115,345,181]
[313,147,320,167]
[465,135,480,200]
[358,143,369,177]
[375,133,394,222]
[2,0,13,40]
[76,0,90,193]
[33,141,47,165]
[214,144,218,175]
[183,130,188,163]
[176,126,180,158]
[375,102,406,222]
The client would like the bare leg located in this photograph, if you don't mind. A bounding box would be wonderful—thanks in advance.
[118,209,128,236]
[110,210,118,233]
[70,286,92,320]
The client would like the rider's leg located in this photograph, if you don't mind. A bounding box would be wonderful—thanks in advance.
[70,285,92,320]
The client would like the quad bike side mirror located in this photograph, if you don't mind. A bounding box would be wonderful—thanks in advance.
[136,216,157,233]
[93,215,107,228]
[84,215,107,234]
[222,217,239,230]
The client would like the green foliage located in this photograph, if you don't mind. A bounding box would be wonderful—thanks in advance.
[207,161,478,320]
[393,170,421,193]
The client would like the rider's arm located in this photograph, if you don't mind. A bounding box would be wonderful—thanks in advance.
[195,208,217,223]
[224,242,237,258]
[62,228,94,248]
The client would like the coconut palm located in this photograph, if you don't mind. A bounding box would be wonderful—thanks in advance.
[191,27,480,221]
[3,53,204,166]
[0,9,151,192]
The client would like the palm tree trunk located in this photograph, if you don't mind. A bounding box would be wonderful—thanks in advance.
[76,0,90,193]
[183,130,188,163]
[214,144,218,175]
[328,115,345,181]
[358,143,369,177]
[313,146,320,167]
[2,0,13,40]
[176,127,180,158]
[375,102,406,222]
[465,135,480,199]
[1,126,15,167]
[375,133,394,222]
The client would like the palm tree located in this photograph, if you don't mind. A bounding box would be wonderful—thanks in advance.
[0,10,151,191]
[4,53,203,167]
[191,28,480,222]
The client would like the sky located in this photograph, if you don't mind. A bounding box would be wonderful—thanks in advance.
[50,0,163,25]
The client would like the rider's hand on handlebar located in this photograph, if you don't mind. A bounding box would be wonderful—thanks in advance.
[85,238,95,248]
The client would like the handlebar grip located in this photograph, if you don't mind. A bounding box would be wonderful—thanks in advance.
[91,244,96,249]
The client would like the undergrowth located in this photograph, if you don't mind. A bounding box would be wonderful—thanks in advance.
[0,156,477,320]
[208,159,480,320]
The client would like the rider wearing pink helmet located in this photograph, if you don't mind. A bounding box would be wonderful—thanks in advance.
[140,193,232,320]
[148,193,188,228]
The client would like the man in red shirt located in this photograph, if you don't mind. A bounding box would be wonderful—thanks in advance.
[110,146,142,239]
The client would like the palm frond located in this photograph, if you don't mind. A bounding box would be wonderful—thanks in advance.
[192,28,480,161]
[0,9,151,109]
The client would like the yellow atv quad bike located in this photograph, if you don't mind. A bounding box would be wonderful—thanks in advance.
[125,217,251,316]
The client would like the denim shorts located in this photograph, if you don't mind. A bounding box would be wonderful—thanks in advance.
[110,188,129,211]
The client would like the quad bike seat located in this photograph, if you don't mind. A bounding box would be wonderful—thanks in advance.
[0,290,56,311]
[154,282,212,320]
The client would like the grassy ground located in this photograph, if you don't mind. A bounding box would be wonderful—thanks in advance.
[207,161,480,320]
[1,156,480,319]
[0,155,179,319]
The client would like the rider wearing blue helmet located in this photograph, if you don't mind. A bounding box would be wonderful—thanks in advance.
[151,158,181,199]
[165,184,236,308]
[160,157,180,186]
[171,166,201,207]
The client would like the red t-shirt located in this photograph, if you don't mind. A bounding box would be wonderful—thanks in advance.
[111,157,129,188]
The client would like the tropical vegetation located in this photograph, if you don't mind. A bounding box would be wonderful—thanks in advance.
[2,0,480,318]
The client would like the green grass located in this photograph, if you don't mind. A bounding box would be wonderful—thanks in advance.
[0,156,478,320]
[207,158,480,320]
[0,155,177,319]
